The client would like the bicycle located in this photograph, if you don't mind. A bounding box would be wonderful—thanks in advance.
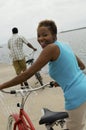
[1,82,69,130]
[25,51,44,86]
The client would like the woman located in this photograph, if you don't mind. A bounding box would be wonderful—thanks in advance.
[0,20,86,130]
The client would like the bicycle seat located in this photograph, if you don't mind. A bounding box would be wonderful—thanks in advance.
[39,108,69,124]
[26,58,34,63]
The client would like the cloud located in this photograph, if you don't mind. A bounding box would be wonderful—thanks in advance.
[0,0,86,44]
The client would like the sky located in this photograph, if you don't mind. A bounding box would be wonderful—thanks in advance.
[0,0,86,45]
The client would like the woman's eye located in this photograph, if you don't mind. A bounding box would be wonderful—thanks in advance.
[43,34,47,37]
[37,33,48,38]
[37,35,40,38]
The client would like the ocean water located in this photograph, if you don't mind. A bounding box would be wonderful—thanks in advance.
[58,27,86,65]
[0,28,86,73]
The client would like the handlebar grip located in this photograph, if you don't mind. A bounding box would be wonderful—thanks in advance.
[50,81,54,88]
[10,90,16,94]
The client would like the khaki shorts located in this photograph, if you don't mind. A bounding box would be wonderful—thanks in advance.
[66,102,86,130]
[13,58,27,75]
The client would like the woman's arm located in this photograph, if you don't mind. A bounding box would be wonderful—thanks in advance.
[76,56,85,70]
[0,44,59,90]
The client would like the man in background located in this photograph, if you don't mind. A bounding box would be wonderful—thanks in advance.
[8,27,37,87]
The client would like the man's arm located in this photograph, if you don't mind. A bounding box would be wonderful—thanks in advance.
[22,36,37,51]
[27,43,37,51]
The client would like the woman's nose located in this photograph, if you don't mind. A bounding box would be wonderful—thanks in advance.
[39,36,45,41]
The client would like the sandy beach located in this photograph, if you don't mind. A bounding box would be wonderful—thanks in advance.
[0,63,64,130]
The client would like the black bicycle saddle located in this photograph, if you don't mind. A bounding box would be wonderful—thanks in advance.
[39,108,69,124]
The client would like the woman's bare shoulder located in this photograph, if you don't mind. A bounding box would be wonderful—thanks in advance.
[41,43,60,61]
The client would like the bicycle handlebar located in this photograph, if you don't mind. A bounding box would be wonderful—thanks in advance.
[1,82,54,95]
[10,82,50,94]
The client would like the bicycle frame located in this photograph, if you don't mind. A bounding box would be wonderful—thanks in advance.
[12,109,35,130]
[11,90,36,130]
[5,83,68,130]
[6,83,50,130]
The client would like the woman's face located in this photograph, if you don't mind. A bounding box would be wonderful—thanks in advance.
[37,26,56,48]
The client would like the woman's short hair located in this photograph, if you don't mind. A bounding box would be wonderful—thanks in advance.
[37,20,57,35]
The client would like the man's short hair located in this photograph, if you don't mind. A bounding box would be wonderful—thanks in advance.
[12,27,18,34]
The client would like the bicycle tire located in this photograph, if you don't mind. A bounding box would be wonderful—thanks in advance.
[35,72,43,86]
[7,115,23,130]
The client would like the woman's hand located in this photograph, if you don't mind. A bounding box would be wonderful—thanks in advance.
[76,55,85,70]
[50,81,60,87]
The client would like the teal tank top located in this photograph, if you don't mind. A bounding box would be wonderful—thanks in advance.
[49,41,86,110]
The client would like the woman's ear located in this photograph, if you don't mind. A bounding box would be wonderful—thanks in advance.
[53,34,57,41]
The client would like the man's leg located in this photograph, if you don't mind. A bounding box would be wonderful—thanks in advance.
[13,60,23,86]
[19,58,29,87]
[13,60,21,75]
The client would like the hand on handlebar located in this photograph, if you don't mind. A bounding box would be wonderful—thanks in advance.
[50,81,60,88]
[33,48,37,51]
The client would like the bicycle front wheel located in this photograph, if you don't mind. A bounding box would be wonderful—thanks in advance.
[7,115,23,130]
